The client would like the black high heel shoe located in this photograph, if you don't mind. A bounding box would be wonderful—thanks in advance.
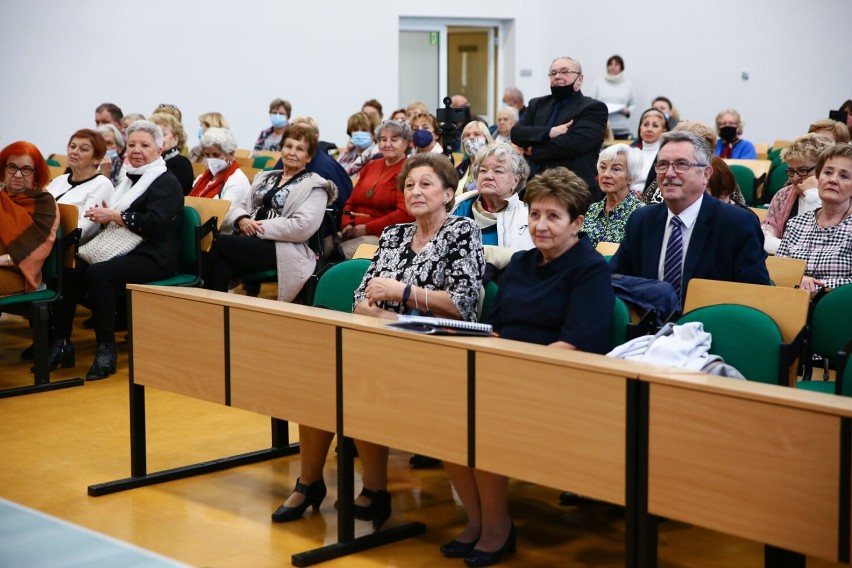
[352,488,391,530]
[86,342,116,381]
[271,478,327,523]
[463,523,516,567]
[440,537,478,558]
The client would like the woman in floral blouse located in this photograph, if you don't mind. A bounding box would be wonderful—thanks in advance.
[581,143,644,248]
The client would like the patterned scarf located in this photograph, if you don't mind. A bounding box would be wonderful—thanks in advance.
[0,188,59,292]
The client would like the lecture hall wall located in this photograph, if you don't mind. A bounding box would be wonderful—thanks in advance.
[1,0,849,157]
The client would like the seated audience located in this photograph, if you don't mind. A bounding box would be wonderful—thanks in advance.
[808,119,850,144]
[150,104,189,156]
[390,108,407,122]
[761,134,833,254]
[271,153,484,535]
[592,54,636,140]
[457,120,493,194]
[502,86,526,120]
[707,156,750,209]
[121,113,145,132]
[405,101,429,122]
[361,98,384,123]
[337,112,380,177]
[338,119,413,258]
[652,96,680,130]
[582,143,644,247]
[254,98,292,153]
[442,166,613,567]
[0,141,58,297]
[630,108,668,193]
[203,123,336,302]
[410,113,443,156]
[189,112,230,163]
[452,141,534,277]
[713,109,757,159]
[149,112,194,194]
[46,129,113,244]
[777,143,852,295]
[189,127,251,233]
[52,121,184,380]
[493,107,518,144]
[96,123,125,186]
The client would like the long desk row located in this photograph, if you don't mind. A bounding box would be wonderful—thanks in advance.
[88,285,852,567]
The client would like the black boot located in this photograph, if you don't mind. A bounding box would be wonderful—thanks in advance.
[48,337,75,370]
[86,342,116,381]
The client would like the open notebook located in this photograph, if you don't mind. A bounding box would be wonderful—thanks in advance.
[386,315,494,336]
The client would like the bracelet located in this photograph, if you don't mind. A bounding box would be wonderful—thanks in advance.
[424,288,429,313]
[402,284,411,306]
[413,286,419,311]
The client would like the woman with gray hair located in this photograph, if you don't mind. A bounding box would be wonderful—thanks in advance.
[96,122,125,185]
[51,120,184,380]
[338,119,413,258]
[452,141,534,279]
[581,143,644,247]
[189,127,251,233]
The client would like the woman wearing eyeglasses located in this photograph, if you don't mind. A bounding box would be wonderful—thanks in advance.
[761,134,833,254]
[0,141,58,297]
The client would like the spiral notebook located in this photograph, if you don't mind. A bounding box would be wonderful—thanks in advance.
[386,315,494,336]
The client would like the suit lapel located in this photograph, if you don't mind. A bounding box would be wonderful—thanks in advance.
[643,205,668,278]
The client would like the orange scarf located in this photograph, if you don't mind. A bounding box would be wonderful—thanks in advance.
[189,160,241,199]
[0,188,59,292]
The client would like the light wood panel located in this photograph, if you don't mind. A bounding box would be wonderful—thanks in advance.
[228,309,336,432]
[476,353,627,505]
[131,291,226,404]
[749,206,768,221]
[595,241,620,257]
[648,382,841,561]
[766,255,806,288]
[184,196,231,252]
[342,329,468,465]
[724,158,772,198]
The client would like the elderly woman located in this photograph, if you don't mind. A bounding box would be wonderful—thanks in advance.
[46,129,113,245]
[410,112,443,156]
[808,119,850,144]
[189,127,251,234]
[149,112,194,194]
[457,120,494,194]
[777,144,852,295]
[630,108,668,193]
[582,143,644,247]
[443,167,614,567]
[203,123,337,301]
[0,142,58,297]
[96,123,125,186]
[762,134,834,254]
[453,141,534,276]
[337,111,380,177]
[338,119,413,258]
[493,107,518,144]
[361,98,384,123]
[591,55,636,140]
[53,120,183,380]
[713,109,757,159]
[253,98,292,153]
[189,112,230,163]
[271,153,484,531]
[405,101,429,122]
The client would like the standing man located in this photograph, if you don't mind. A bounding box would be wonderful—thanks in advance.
[95,103,123,132]
[502,86,526,120]
[511,56,607,200]
[610,130,769,306]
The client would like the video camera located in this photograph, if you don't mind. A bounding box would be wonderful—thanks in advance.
[437,96,470,158]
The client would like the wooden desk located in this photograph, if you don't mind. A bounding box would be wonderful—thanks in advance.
[724,159,772,200]
[640,369,852,565]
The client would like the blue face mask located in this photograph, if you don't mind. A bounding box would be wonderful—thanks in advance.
[106,149,118,159]
[270,113,288,129]
[351,131,372,149]
[412,129,434,148]
[198,127,204,141]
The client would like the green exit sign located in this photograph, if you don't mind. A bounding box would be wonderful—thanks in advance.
[429,31,438,45]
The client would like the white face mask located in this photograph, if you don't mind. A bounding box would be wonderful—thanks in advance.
[206,157,229,176]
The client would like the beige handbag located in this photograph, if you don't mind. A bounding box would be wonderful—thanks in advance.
[77,223,143,265]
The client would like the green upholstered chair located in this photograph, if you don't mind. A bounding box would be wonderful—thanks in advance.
[728,164,756,206]
[797,285,852,391]
[312,259,371,313]
[764,162,789,203]
[479,281,498,323]
[147,206,207,287]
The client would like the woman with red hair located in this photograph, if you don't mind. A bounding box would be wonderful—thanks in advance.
[0,141,58,296]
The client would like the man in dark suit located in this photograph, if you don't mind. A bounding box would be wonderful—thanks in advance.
[610,130,769,306]
[511,56,607,200]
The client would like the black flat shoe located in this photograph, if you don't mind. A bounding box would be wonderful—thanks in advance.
[49,338,75,370]
[558,492,594,506]
[86,342,116,381]
[352,488,391,530]
[464,524,516,567]
[409,454,442,469]
[271,477,327,523]
[440,538,478,558]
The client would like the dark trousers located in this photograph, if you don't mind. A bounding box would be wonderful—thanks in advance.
[53,254,172,344]
[203,234,277,292]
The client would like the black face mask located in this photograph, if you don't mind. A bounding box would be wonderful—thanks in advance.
[719,126,738,142]
[550,80,578,101]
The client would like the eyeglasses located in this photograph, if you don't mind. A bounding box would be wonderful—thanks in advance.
[5,164,35,176]
[654,160,707,174]
[548,68,580,78]
[785,165,816,178]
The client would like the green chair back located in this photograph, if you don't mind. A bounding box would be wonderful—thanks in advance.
[764,163,789,202]
[610,297,630,349]
[728,165,756,206]
[811,284,852,360]
[146,206,202,287]
[479,281,498,323]
[678,304,783,384]
[767,147,782,161]
[840,341,852,397]
[313,259,371,313]
[252,156,274,169]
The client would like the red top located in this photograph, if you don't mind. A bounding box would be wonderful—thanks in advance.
[341,157,413,236]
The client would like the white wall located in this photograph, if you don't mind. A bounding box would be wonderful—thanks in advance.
[1,0,849,157]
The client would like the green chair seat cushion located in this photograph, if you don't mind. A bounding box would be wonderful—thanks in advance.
[0,289,56,307]
[795,380,836,394]
[147,274,197,287]
[241,269,277,282]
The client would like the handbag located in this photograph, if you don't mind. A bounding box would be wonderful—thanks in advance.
[78,222,143,264]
